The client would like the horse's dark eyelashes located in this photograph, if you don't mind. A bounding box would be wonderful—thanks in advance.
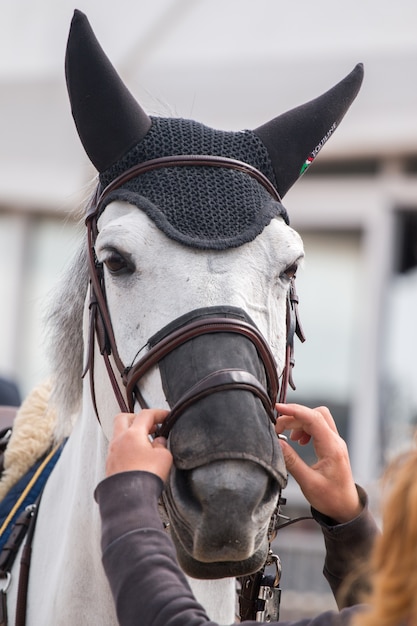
[101,248,135,275]
[280,263,298,281]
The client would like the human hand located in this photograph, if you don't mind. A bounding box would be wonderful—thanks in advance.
[275,403,362,523]
[106,409,173,482]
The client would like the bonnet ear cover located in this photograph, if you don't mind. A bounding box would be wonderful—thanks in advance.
[65,11,363,250]
[65,9,151,172]
[65,10,363,200]
[254,63,364,198]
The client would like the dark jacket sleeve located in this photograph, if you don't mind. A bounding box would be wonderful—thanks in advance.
[312,486,378,609]
[95,472,370,626]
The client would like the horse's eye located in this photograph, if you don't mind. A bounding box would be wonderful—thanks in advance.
[103,251,132,275]
[281,264,298,281]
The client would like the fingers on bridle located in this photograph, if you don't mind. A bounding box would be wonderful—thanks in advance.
[313,406,339,434]
[112,412,136,437]
[152,436,168,449]
[275,403,339,442]
[289,428,311,445]
[131,409,170,434]
[275,404,316,430]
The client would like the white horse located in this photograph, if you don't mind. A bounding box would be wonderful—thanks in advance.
[2,11,363,625]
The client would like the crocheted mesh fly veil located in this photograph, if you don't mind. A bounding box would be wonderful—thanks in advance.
[66,10,364,249]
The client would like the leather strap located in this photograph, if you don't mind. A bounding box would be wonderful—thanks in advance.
[79,154,303,624]
[14,503,40,626]
[124,316,279,416]
[83,152,301,423]
[85,225,304,424]
[157,369,276,439]
[0,502,38,626]
[0,507,35,578]
[86,154,282,221]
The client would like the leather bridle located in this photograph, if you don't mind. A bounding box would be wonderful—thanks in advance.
[84,154,305,431]
[83,157,305,621]
[6,154,305,626]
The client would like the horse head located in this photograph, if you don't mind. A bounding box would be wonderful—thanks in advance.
[63,10,363,580]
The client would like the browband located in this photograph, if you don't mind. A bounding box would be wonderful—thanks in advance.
[86,154,282,221]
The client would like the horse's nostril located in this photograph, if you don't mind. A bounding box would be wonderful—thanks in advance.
[173,468,203,513]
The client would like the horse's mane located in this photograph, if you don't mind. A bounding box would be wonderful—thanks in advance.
[43,195,92,441]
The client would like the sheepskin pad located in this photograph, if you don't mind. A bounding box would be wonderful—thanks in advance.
[0,380,56,501]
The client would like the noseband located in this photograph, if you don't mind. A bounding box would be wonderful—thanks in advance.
[84,155,305,433]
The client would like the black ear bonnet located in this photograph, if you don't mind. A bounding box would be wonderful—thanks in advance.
[98,117,288,250]
[66,10,364,250]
